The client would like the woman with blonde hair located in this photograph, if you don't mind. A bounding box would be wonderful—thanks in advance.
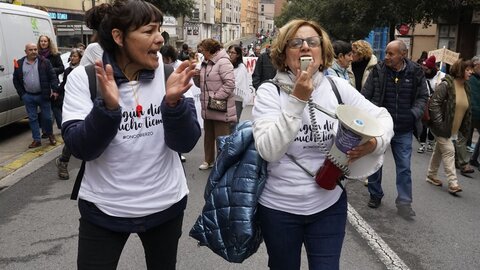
[351,40,377,91]
[37,35,64,141]
[253,19,393,269]
[426,59,474,194]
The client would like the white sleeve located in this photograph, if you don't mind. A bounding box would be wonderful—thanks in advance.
[62,66,94,124]
[252,83,307,162]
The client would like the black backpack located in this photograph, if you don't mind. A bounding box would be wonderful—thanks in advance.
[70,64,174,200]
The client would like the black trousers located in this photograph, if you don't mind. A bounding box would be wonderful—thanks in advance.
[77,213,183,270]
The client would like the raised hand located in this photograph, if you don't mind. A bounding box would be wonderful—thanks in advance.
[94,60,120,110]
[292,60,315,101]
[165,60,196,106]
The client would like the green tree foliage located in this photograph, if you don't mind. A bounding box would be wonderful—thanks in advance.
[275,0,480,41]
[145,0,195,18]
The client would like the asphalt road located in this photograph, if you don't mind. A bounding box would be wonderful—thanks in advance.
[0,106,479,269]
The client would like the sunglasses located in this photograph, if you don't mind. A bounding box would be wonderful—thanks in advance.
[287,36,322,49]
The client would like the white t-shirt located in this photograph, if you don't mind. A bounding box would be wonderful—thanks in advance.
[63,60,189,218]
[80,43,103,66]
[252,75,394,215]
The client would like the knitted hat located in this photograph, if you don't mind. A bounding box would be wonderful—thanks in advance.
[422,55,436,69]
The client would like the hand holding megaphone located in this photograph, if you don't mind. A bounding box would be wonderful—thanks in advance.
[315,104,383,190]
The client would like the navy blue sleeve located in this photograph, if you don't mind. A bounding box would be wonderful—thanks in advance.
[62,98,122,161]
[161,96,201,153]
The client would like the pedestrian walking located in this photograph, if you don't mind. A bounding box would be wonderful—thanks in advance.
[61,1,200,268]
[362,40,429,220]
[417,55,445,153]
[55,48,83,180]
[13,43,59,148]
[227,44,250,121]
[37,35,64,137]
[426,58,474,193]
[194,38,236,170]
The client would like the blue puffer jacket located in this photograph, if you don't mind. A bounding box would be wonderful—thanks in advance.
[189,121,267,263]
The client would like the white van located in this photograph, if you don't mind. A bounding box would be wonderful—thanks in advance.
[0,3,56,128]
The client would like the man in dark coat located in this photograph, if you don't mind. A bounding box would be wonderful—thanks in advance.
[13,43,59,148]
[361,40,428,219]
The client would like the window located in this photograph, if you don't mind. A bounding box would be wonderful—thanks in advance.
[438,24,457,50]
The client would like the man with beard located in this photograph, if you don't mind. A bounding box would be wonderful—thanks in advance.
[361,40,428,220]
[417,55,446,153]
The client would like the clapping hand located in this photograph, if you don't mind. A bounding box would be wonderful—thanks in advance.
[165,60,196,106]
[94,60,120,111]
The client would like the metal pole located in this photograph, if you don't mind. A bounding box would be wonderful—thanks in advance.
[91,0,95,8]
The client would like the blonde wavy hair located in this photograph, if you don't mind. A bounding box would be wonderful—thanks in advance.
[37,35,59,55]
[270,19,334,72]
[352,40,373,60]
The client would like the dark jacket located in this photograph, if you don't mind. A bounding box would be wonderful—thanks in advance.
[190,121,267,263]
[62,51,201,161]
[13,56,59,100]
[468,73,480,121]
[361,59,428,134]
[252,52,276,90]
[46,53,65,78]
[429,75,471,138]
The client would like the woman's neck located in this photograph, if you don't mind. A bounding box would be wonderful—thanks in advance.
[115,51,139,81]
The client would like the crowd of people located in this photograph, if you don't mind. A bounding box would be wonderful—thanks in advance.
[10,0,480,269]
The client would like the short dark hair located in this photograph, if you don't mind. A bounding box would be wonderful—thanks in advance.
[332,40,352,59]
[182,43,189,51]
[87,0,164,52]
[449,58,473,79]
[160,45,178,62]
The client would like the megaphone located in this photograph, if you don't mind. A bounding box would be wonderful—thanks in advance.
[316,104,384,190]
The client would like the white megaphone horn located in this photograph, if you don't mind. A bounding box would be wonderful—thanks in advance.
[315,104,384,190]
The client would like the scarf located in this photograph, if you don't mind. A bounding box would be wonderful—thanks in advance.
[39,48,51,59]
[272,69,325,95]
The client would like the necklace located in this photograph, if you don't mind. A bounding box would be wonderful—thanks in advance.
[123,69,142,118]
[131,81,142,118]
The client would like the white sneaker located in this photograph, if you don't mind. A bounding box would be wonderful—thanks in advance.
[417,143,426,153]
[199,162,213,170]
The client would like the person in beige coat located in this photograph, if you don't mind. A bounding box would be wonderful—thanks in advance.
[351,40,377,91]
[195,38,236,170]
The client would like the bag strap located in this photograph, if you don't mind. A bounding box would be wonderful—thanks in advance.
[70,64,173,200]
[262,77,343,105]
[325,76,343,104]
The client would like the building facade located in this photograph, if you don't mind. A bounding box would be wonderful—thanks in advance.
[240,0,259,36]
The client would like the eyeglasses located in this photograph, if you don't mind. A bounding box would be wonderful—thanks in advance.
[228,51,237,55]
[287,36,322,49]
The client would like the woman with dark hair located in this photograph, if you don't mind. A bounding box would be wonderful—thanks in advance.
[37,34,64,142]
[195,38,236,170]
[61,0,200,268]
[426,58,474,194]
[326,40,354,87]
[228,44,250,121]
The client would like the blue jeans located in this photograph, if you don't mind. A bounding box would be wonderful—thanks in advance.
[258,191,347,270]
[23,93,53,141]
[368,131,413,206]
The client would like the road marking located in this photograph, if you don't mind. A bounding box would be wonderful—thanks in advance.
[347,203,410,270]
